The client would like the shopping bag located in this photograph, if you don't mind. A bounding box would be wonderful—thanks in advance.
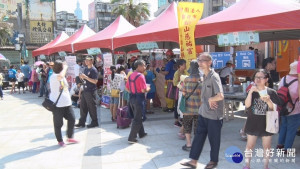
[179,95,186,113]
[266,104,279,134]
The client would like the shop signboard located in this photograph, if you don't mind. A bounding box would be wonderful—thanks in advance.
[30,21,53,44]
[235,51,255,69]
[210,52,231,69]
[210,51,255,70]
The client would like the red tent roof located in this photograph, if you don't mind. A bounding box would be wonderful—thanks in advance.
[195,0,300,43]
[48,25,95,54]
[73,15,135,51]
[114,2,179,49]
[32,32,69,57]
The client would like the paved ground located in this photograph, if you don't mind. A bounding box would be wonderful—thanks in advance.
[0,90,299,169]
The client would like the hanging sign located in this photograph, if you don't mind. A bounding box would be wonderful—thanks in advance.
[58,51,67,57]
[177,2,204,69]
[87,48,102,55]
[101,53,113,108]
[210,52,231,69]
[137,42,158,50]
[217,31,260,47]
[235,51,255,69]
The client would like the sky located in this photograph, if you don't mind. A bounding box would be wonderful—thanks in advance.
[56,0,158,21]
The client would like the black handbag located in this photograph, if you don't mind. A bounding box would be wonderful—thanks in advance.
[42,89,63,112]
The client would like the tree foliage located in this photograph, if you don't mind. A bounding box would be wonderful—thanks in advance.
[111,0,150,27]
[0,20,13,46]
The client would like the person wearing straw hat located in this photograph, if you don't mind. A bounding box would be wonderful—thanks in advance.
[276,61,300,152]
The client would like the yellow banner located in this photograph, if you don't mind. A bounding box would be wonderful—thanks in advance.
[178,2,204,67]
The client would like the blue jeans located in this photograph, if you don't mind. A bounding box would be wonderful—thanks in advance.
[0,85,3,98]
[189,115,223,162]
[32,82,37,93]
[278,113,300,149]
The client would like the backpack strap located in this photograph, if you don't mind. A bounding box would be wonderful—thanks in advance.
[129,73,142,94]
[283,76,297,87]
[284,76,298,112]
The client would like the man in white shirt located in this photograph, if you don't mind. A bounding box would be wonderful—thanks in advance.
[219,60,236,85]
[74,60,83,84]
[16,69,25,94]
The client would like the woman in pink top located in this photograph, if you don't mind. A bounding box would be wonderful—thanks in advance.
[277,61,300,151]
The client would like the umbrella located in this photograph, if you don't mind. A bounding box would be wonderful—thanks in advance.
[0,53,7,60]
[34,61,45,66]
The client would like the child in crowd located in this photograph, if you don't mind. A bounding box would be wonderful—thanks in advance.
[16,69,25,94]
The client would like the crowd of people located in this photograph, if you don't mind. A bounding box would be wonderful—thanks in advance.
[0,50,299,169]
[106,51,299,169]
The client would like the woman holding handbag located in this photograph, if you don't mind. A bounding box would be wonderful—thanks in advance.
[49,60,78,147]
[108,65,126,121]
[180,60,202,151]
[243,69,280,169]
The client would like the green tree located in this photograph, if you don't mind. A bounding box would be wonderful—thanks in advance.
[111,0,150,27]
[0,20,13,46]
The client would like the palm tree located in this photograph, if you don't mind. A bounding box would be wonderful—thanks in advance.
[0,20,13,46]
[111,0,150,27]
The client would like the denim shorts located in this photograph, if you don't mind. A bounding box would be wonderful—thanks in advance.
[110,97,119,105]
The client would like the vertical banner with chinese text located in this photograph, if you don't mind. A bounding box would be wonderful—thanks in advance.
[177,2,204,68]
[101,53,113,108]
[65,56,77,87]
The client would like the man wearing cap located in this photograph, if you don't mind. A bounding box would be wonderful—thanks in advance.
[219,60,236,85]
[75,55,99,128]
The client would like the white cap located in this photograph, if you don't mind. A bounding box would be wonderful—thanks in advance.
[289,61,298,75]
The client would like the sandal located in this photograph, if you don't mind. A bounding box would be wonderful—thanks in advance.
[204,161,218,169]
[180,162,196,168]
[182,144,191,151]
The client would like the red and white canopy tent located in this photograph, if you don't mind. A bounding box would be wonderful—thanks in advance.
[113,2,179,50]
[73,15,136,52]
[194,0,300,45]
[47,24,96,55]
[32,32,69,57]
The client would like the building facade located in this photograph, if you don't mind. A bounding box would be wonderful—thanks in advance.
[88,0,118,32]
[56,11,88,36]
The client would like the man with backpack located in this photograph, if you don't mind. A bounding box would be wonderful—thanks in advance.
[276,61,300,152]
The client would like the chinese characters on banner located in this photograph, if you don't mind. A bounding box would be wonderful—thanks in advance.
[177,2,204,68]
[30,21,53,44]
[101,53,113,108]
[65,56,77,86]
